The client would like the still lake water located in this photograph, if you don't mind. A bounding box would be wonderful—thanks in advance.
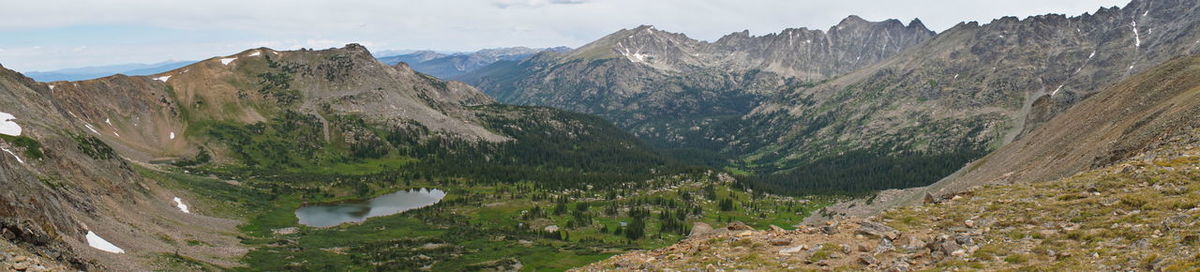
[295,188,446,227]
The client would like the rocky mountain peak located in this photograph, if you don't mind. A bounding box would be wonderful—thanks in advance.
[836,14,869,26]
[907,18,928,30]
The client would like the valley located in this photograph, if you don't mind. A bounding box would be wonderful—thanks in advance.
[0,44,822,271]
[2,0,1200,271]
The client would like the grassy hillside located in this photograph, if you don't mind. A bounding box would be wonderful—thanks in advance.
[578,129,1200,271]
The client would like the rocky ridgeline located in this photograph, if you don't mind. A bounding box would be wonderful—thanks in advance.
[741,0,1200,172]
[579,131,1200,271]
[463,16,934,149]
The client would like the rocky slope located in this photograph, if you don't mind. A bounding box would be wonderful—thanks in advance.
[377,47,570,79]
[462,17,934,153]
[2,44,675,270]
[578,55,1200,271]
[46,44,503,163]
[578,144,1200,271]
[822,48,1200,221]
[0,63,243,271]
[735,0,1200,189]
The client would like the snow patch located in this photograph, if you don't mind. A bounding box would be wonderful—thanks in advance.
[1075,50,1098,74]
[173,197,191,213]
[1131,21,1141,48]
[615,42,650,63]
[249,51,261,57]
[154,75,171,82]
[2,147,23,164]
[112,131,120,137]
[953,74,959,79]
[1143,10,1149,17]
[0,112,21,136]
[48,85,55,90]
[220,57,237,65]
[105,118,112,126]
[169,132,176,140]
[85,231,124,254]
[1051,84,1064,96]
[84,123,99,134]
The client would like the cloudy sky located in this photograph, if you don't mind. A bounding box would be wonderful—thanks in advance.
[0,0,1128,72]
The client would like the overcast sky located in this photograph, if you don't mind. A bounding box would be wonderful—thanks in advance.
[0,0,1129,72]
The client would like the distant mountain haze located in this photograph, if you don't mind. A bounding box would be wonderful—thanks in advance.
[23,60,196,82]
[18,46,570,82]
[377,46,571,79]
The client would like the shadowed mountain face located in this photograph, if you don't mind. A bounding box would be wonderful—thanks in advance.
[735,0,1200,192]
[377,47,570,79]
[814,53,1200,225]
[464,0,1200,193]
[462,17,935,163]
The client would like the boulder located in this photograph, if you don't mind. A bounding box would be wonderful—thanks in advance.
[779,245,807,254]
[938,240,962,256]
[873,238,894,254]
[857,221,899,239]
[726,221,753,231]
[821,221,840,234]
[858,255,878,265]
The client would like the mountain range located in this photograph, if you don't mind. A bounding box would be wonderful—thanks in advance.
[377,46,571,79]
[4,0,1200,270]
[22,46,570,83]
[463,0,1200,194]
[23,61,196,82]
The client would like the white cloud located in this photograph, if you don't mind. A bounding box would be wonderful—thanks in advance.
[495,0,591,8]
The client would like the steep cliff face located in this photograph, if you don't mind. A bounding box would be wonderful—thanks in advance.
[710,16,934,79]
[733,0,1200,189]
[464,17,934,153]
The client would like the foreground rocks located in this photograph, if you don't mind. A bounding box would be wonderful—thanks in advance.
[576,144,1200,271]
[1,239,72,272]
